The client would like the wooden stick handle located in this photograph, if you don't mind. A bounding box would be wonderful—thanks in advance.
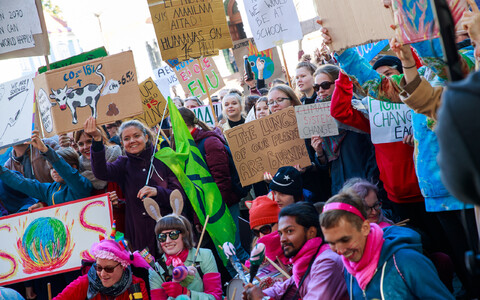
[197,58,218,124]
[193,215,210,265]
[265,256,291,279]
[47,282,52,300]
[231,287,237,300]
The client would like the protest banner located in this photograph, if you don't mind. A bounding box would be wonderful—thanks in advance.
[38,47,108,74]
[0,74,35,149]
[224,107,311,186]
[314,0,395,52]
[354,40,389,62]
[0,0,49,60]
[295,102,339,139]
[243,0,303,52]
[153,64,179,99]
[367,97,412,144]
[147,0,233,63]
[191,102,222,127]
[130,77,169,128]
[33,51,143,137]
[232,38,283,87]
[0,194,112,286]
[392,0,467,44]
[174,57,224,101]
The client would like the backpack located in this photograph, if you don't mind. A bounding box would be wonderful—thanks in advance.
[197,137,251,198]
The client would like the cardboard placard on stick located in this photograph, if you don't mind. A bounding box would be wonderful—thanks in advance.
[314,0,395,52]
[224,107,311,186]
[191,102,221,128]
[148,0,233,63]
[295,102,339,139]
[38,47,108,74]
[0,0,50,59]
[130,77,169,128]
[367,97,412,144]
[174,57,224,101]
[33,51,143,137]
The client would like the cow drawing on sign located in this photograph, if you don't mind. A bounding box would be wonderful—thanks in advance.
[49,64,106,124]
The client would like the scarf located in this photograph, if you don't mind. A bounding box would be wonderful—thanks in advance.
[165,248,189,267]
[80,145,122,190]
[342,223,384,290]
[87,263,132,299]
[258,231,290,266]
[289,237,329,287]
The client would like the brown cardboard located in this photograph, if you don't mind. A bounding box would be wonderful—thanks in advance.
[33,51,143,137]
[224,107,311,186]
[130,77,169,128]
[314,0,395,52]
[148,0,233,63]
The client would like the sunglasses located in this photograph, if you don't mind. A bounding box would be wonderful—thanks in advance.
[158,230,181,243]
[94,262,121,273]
[314,81,335,92]
[252,223,275,237]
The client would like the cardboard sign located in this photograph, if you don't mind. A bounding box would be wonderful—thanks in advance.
[367,97,412,144]
[153,64,179,99]
[295,102,339,139]
[148,0,233,63]
[314,0,395,52]
[0,194,112,286]
[354,40,389,62]
[191,102,222,127]
[224,107,311,186]
[174,57,225,100]
[33,51,143,137]
[243,0,303,51]
[0,0,49,59]
[38,47,108,74]
[232,38,284,87]
[131,77,169,128]
[0,74,35,149]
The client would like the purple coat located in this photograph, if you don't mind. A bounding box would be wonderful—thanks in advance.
[90,141,184,254]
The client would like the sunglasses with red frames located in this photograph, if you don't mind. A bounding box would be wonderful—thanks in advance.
[314,81,335,92]
[252,223,276,237]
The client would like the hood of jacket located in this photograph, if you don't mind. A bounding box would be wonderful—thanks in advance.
[378,225,422,265]
[192,128,226,144]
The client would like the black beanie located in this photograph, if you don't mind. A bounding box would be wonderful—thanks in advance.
[373,55,403,74]
[436,70,480,206]
[269,166,303,197]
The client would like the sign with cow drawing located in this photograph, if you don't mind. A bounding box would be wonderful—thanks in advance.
[33,51,143,137]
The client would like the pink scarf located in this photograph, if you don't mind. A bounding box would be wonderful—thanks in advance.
[289,237,329,287]
[258,231,290,266]
[165,248,189,267]
[343,223,384,290]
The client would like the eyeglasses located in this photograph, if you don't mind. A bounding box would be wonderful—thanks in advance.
[252,223,275,237]
[267,97,290,107]
[94,262,121,273]
[158,230,181,243]
[365,201,382,213]
[314,81,335,92]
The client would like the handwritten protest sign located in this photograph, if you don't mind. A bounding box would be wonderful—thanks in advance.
[367,97,412,144]
[148,0,233,63]
[0,74,35,149]
[0,0,49,59]
[153,64,179,99]
[243,0,303,52]
[173,57,224,100]
[314,0,394,52]
[33,51,143,137]
[191,102,222,127]
[224,107,310,186]
[38,47,108,74]
[0,194,112,286]
[354,40,389,62]
[130,78,169,128]
[295,102,339,139]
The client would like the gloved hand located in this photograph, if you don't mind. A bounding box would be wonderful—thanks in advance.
[161,281,188,298]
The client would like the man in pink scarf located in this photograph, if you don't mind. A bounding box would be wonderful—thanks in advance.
[321,192,454,299]
[243,202,348,300]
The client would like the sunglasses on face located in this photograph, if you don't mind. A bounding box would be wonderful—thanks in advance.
[314,81,335,92]
[158,230,181,243]
[94,262,121,273]
[252,223,275,237]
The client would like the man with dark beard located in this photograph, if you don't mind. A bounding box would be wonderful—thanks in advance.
[243,202,348,300]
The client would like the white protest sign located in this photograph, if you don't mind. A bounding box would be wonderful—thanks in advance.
[367,97,412,144]
[153,65,179,100]
[243,0,303,51]
[191,102,222,127]
[295,102,339,139]
[0,0,42,54]
[0,194,112,286]
[0,74,35,149]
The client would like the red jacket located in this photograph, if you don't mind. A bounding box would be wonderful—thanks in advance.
[53,274,148,300]
[330,72,423,203]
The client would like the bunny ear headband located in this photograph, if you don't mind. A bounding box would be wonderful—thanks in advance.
[144,189,184,222]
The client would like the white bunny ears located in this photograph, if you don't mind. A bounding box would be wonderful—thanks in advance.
[144,189,184,222]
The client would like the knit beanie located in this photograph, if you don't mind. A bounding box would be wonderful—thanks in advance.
[90,239,150,269]
[269,166,303,197]
[247,196,280,229]
[373,55,403,74]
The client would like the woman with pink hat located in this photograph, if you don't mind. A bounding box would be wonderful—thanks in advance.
[55,239,150,300]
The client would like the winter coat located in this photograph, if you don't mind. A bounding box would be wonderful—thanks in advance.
[90,140,184,254]
[191,128,240,207]
[0,146,92,206]
[345,226,454,299]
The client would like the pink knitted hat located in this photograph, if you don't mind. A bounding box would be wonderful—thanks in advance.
[90,239,151,269]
